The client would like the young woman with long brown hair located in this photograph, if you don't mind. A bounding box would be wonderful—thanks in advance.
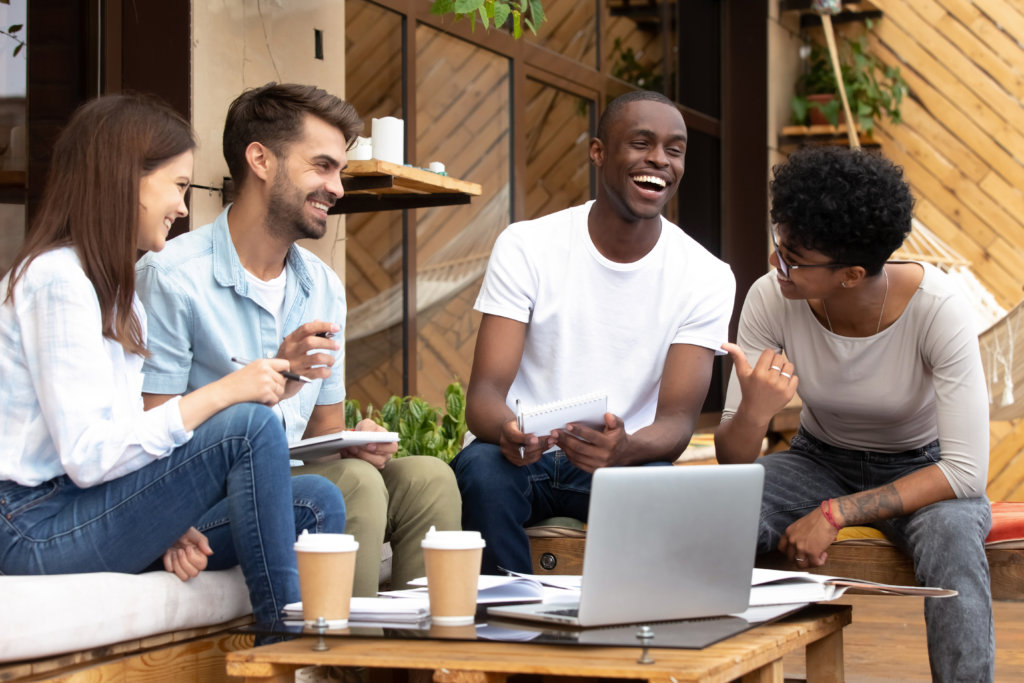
[0,94,346,626]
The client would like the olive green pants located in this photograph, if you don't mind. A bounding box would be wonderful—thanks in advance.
[296,455,462,597]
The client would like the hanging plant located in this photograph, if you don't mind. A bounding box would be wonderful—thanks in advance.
[430,0,546,40]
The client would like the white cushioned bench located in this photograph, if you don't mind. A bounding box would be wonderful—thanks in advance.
[0,568,252,681]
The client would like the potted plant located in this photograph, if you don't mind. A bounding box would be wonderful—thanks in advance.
[791,26,907,136]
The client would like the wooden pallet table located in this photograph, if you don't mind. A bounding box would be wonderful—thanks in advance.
[227,604,851,683]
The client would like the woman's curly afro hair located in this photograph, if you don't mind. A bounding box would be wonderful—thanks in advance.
[769,146,913,276]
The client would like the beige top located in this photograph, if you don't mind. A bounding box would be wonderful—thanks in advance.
[723,264,988,498]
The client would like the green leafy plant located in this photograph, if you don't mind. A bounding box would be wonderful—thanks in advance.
[344,382,468,463]
[791,26,906,135]
[609,38,663,92]
[429,0,545,40]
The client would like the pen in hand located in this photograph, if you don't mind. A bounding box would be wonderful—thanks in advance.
[515,398,525,460]
[230,357,312,384]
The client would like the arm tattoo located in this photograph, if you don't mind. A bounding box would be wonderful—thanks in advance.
[836,483,905,526]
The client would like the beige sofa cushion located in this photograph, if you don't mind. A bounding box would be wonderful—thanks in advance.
[0,567,250,662]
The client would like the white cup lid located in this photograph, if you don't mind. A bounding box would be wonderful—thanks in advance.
[294,530,359,552]
[421,528,486,550]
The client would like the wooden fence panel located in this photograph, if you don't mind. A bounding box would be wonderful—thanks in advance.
[869,1,1024,499]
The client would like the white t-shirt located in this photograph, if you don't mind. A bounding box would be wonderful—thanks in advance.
[475,201,736,434]
[244,267,287,340]
[721,264,988,498]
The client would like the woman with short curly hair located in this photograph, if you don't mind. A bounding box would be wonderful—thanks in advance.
[716,145,993,682]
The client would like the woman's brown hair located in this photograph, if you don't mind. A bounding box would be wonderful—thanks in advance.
[4,93,195,356]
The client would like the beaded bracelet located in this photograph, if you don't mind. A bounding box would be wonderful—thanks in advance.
[820,498,843,530]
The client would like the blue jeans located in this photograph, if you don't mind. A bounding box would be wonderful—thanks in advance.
[0,403,346,626]
[760,429,994,683]
[452,441,593,573]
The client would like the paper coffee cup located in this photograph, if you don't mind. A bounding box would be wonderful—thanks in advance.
[421,528,485,625]
[294,531,359,627]
[429,621,479,640]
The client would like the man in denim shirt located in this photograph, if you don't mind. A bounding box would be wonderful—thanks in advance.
[137,83,461,597]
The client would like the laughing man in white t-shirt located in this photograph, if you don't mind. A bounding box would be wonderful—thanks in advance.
[451,91,736,574]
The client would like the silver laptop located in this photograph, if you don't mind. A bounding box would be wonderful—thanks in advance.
[487,464,764,628]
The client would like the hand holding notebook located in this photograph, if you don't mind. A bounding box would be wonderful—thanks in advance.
[518,392,607,436]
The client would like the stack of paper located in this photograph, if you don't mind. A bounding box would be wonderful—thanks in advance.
[383,573,580,604]
[283,597,430,624]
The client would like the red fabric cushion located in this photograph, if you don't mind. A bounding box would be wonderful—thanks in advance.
[987,501,1024,544]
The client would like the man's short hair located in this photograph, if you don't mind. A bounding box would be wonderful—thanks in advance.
[596,90,678,142]
[223,82,363,185]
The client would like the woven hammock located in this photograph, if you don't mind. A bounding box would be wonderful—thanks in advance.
[345,185,509,342]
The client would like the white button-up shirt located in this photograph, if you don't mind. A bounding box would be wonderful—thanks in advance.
[0,247,191,488]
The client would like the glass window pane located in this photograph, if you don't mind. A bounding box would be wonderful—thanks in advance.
[605,10,665,92]
[525,79,592,219]
[0,0,26,273]
[535,1,599,69]
[414,25,511,405]
[344,0,404,409]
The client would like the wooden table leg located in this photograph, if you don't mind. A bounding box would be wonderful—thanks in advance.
[739,658,783,683]
[805,628,845,683]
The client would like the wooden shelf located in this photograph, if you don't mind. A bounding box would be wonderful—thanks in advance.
[779,123,881,151]
[779,1,882,27]
[332,159,482,215]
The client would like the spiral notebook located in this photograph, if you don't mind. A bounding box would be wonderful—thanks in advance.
[518,392,607,436]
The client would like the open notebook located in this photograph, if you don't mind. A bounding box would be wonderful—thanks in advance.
[288,430,399,461]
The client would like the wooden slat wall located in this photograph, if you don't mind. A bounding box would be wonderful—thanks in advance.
[344,1,661,408]
[344,0,405,406]
[410,26,511,404]
[850,1,1024,499]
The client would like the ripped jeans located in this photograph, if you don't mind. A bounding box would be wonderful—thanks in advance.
[759,429,993,683]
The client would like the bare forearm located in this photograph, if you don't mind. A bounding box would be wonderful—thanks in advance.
[714,409,769,464]
[465,384,515,444]
[302,403,345,439]
[832,464,956,527]
[620,418,696,466]
[153,360,287,433]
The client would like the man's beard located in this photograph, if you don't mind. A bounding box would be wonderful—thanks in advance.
[266,167,329,241]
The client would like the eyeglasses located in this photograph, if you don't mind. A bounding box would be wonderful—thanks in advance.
[769,226,850,279]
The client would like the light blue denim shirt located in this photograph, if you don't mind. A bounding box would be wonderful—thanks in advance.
[136,206,347,443]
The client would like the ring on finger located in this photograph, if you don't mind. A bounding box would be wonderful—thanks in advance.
[770,365,782,371]
[780,371,792,378]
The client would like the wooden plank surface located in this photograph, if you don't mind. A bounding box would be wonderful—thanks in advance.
[344,160,482,196]
[227,605,850,683]
[0,626,253,683]
[784,593,1024,681]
